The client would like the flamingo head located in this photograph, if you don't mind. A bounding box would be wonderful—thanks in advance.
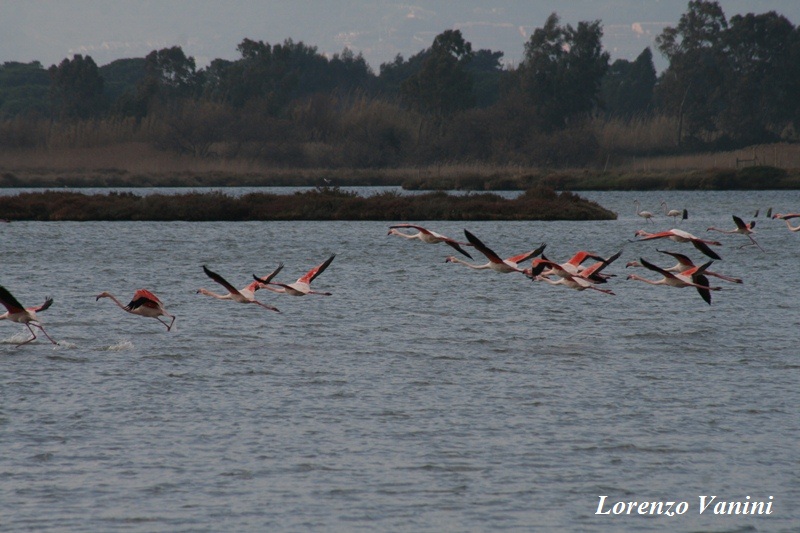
[633,229,647,237]
[95,292,112,301]
[444,256,457,263]
[625,261,641,268]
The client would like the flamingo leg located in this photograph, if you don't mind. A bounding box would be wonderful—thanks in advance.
[16,324,37,347]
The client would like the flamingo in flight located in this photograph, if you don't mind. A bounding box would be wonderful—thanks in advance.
[633,228,722,260]
[707,215,764,251]
[772,212,800,232]
[255,255,336,296]
[661,201,688,221]
[533,250,619,282]
[634,200,655,223]
[388,224,473,259]
[528,258,616,295]
[626,249,742,284]
[198,265,280,311]
[445,230,545,273]
[626,257,720,305]
[96,288,176,331]
[0,285,57,347]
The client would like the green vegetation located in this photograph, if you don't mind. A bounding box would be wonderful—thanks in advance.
[0,187,615,221]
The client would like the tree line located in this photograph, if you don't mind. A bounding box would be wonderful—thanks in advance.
[1,1,799,168]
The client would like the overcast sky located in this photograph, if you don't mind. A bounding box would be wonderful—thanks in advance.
[2,1,799,72]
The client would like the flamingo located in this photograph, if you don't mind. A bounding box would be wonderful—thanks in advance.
[96,288,176,331]
[528,258,616,295]
[534,250,618,281]
[707,215,764,251]
[197,265,280,311]
[445,230,545,273]
[661,201,688,221]
[626,249,742,283]
[255,255,336,296]
[0,285,57,347]
[634,200,655,223]
[388,224,473,259]
[772,213,800,232]
[633,228,722,260]
[626,257,720,304]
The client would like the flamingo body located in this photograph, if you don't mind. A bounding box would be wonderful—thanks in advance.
[633,228,722,260]
[0,285,58,347]
[257,255,335,296]
[198,265,280,312]
[96,288,176,330]
[389,224,473,259]
[446,230,545,273]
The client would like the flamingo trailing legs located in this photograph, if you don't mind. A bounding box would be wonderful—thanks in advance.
[0,285,58,347]
[96,288,176,330]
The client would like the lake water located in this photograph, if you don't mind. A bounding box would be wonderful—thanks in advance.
[1,190,798,532]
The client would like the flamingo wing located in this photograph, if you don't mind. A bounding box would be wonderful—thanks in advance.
[443,240,474,260]
[656,249,694,266]
[389,223,431,235]
[34,296,54,313]
[254,263,285,284]
[0,285,25,314]
[126,295,161,312]
[732,215,748,231]
[464,230,505,264]
[506,243,546,265]
[694,274,713,305]
[202,265,241,295]
[690,239,722,260]
[639,258,673,277]
[299,254,335,284]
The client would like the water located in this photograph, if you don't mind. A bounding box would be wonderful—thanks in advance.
[1,190,798,532]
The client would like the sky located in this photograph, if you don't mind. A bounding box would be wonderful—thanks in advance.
[2,1,799,73]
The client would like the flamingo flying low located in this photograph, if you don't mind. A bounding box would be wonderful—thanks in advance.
[0,285,58,347]
[445,230,545,273]
[528,257,616,295]
[772,212,800,232]
[626,249,743,284]
[626,257,720,304]
[96,288,176,331]
[707,215,764,251]
[198,265,280,312]
[388,224,473,259]
[256,255,336,296]
[633,228,722,260]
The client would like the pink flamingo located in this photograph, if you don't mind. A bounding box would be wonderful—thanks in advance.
[772,213,800,232]
[707,215,764,251]
[198,265,280,311]
[633,228,722,260]
[388,224,473,258]
[529,258,615,295]
[0,285,57,347]
[626,249,743,283]
[96,288,176,331]
[256,255,336,296]
[661,201,688,221]
[626,257,720,305]
[634,200,655,223]
[445,230,545,273]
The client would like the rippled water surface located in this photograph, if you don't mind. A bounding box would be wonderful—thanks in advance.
[1,190,798,532]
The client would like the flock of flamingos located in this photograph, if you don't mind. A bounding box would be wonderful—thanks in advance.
[2,203,799,347]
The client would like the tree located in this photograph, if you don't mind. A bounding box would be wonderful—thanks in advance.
[142,46,201,99]
[601,48,656,118]
[48,54,106,119]
[401,29,475,119]
[516,13,609,131]
[0,61,50,117]
[655,1,728,145]
[718,11,797,143]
